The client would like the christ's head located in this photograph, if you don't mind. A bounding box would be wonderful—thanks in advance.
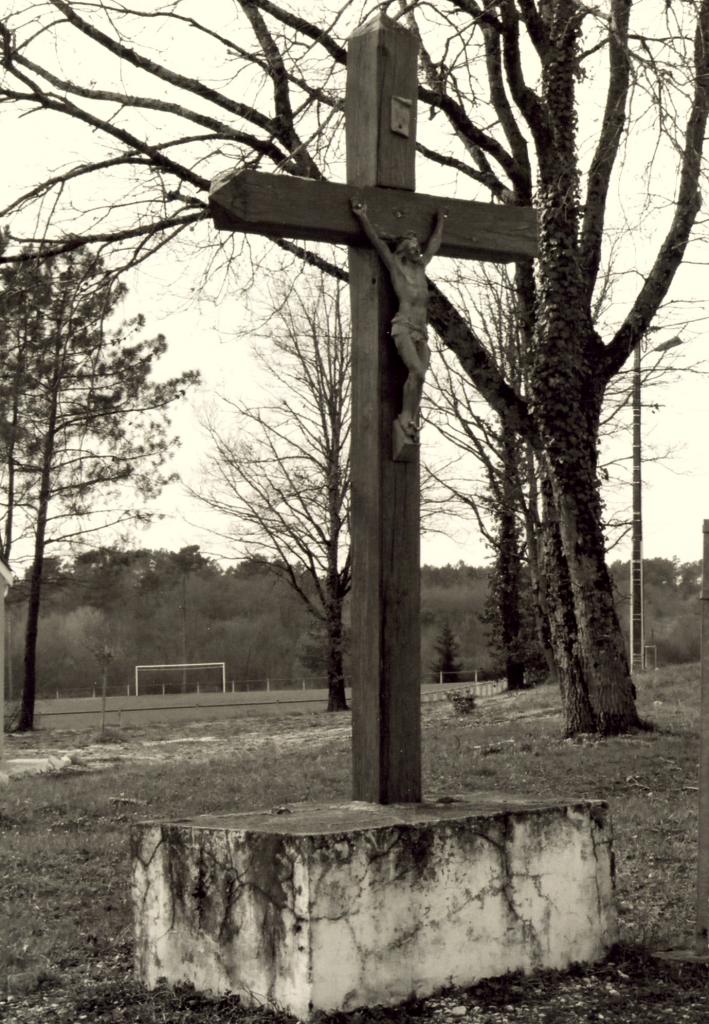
[395,233,422,262]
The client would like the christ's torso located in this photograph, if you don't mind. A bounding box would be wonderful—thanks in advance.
[391,260,429,327]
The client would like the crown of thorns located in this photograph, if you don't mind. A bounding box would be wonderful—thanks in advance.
[396,232,420,249]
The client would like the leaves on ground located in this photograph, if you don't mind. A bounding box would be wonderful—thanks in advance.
[1,666,707,1022]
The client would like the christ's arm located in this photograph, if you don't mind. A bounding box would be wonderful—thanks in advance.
[422,210,447,266]
[351,199,396,275]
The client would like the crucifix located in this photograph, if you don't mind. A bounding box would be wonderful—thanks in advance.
[209,14,537,804]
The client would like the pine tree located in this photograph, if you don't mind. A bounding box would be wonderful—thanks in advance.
[430,622,463,684]
[0,250,198,729]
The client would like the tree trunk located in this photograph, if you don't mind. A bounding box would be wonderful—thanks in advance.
[100,665,108,736]
[522,447,557,684]
[18,527,46,731]
[530,0,640,736]
[325,412,349,711]
[535,374,640,734]
[325,591,348,711]
[539,474,595,734]
[506,657,525,691]
[17,338,60,732]
[2,380,20,561]
[497,425,525,690]
[553,467,640,733]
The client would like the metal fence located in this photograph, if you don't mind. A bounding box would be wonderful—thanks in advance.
[34,674,341,701]
[36,670,505,702]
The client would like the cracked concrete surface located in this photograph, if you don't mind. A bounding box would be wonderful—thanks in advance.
[132,796,617,1019]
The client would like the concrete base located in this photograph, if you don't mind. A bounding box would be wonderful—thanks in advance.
[132,795,617,1020]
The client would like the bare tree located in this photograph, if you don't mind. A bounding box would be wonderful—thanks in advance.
[197,270,351,711]
[425,262,692,696]
[2,2,709,733]
[425,264,551,690]
[81,608,118,738]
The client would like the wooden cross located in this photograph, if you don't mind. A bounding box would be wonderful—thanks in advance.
[209,14,537,804]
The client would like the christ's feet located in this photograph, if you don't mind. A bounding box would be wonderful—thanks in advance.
[397,414,419,441]
[392,416,419,462]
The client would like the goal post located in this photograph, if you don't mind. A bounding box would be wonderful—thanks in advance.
[134,662,226,696]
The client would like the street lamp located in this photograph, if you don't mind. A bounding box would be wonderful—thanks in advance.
[630,334,683,673]
[0,555,13,766]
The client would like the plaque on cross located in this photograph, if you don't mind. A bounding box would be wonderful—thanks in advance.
[209,13,538,805]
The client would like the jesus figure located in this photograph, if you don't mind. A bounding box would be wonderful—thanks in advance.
[351,199,447,442]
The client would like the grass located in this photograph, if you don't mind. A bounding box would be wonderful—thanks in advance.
[1,665,708,1022]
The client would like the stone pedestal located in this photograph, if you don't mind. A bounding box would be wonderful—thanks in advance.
[132,795,617,1019]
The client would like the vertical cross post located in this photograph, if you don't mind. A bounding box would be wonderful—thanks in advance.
[347,15,421,803]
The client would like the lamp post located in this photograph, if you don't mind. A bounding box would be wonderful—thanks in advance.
[698,520,709,952]
[0,556,13,765]
[630,334,683,673]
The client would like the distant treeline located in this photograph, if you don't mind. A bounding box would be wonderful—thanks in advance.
[4,548,701,700]
[610,556,702,666]
[4,548,495,699]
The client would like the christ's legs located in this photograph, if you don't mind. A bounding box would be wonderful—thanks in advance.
[393,326,430,437]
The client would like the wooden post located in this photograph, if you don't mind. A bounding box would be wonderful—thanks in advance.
[347,15,421,803]
[696,519,709,953]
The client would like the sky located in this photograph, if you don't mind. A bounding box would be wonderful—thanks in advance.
[2,1,709,571]
[115,230,709,573]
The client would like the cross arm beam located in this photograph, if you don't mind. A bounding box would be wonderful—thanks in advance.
[209,169,537,262]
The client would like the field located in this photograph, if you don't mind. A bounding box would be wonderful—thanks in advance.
[1,665,708,1023]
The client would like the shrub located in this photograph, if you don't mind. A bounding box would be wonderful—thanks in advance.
[446,689,477,715]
